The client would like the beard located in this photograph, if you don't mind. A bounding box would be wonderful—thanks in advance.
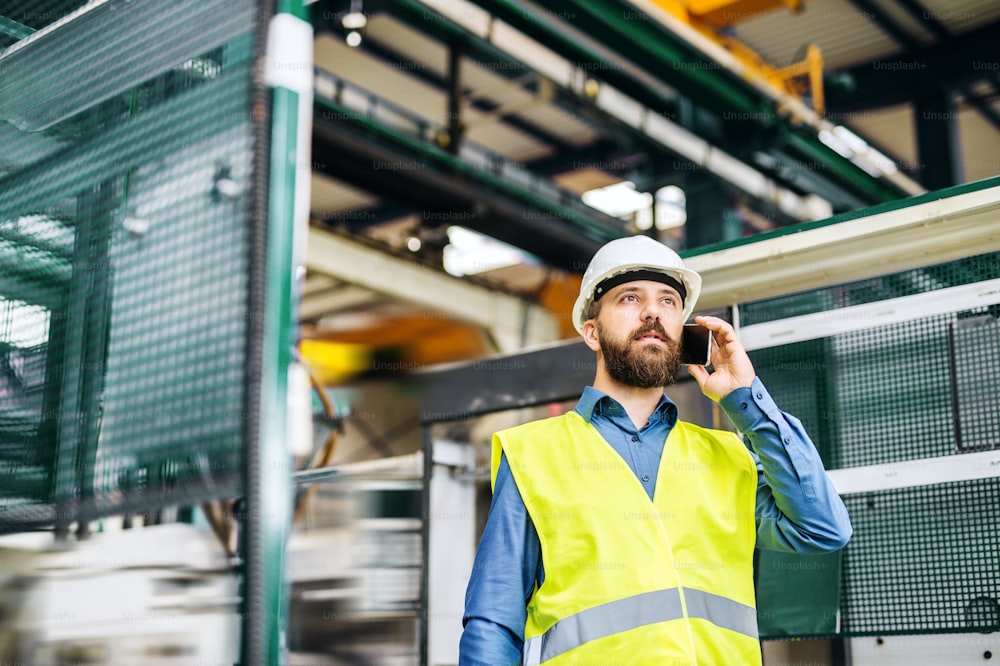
[596,319,681,389]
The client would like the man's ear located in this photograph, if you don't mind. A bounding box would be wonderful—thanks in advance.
[581,319,601,352]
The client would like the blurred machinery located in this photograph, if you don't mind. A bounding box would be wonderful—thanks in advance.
[288,454,425,665]
[0,524,240,665]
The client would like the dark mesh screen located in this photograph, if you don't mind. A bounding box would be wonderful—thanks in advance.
[0,0,258,531]
[748,252,1000,637]
[840,480,1000,635]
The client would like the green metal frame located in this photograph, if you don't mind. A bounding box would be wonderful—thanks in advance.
[240,0,309,663]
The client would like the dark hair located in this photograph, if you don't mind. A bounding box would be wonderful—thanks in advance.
[585,298,602,322]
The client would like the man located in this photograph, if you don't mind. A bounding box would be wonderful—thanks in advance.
[459,235,852,665]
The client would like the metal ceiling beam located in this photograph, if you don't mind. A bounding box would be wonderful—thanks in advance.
[914,92,962,189]
[387,1,841,221]
[300,283,387,321]
[524,138,632,177]
[368,0,748,154]
[332,0,637,134]
[845,0,921,50]
[886,3,1000,139]
[889,0,950,41]
[314,200,416,228]
[305,227,559,351]
[350,32,580,154]
[827,19,1000,113]
[338,0,882,223]
[312,92,624,269]
[470,0,760,128]
[460,0,909,204]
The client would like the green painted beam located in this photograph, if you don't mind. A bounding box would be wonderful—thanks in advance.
[461,0,909,203]
[242,2,308,664]
[781,130,905,203]
[313,93,625,246]
[258,82,297,666]
[372,0,883,216]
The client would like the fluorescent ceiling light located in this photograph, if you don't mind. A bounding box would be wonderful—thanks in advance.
[821,126,901,179]
[656,185,686,206]
[582,181,653,218]
[833,126,869,154]
[342,12,367,30]
[443,226,531,276]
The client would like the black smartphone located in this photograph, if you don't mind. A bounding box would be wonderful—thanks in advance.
[680,324,713,366]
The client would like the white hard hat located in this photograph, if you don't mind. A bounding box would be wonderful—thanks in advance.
[572,235,702,335]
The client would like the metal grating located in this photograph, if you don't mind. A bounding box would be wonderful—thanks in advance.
[0,0,258,531]
[750,311,1000,469]
[748,251,1000,638]
[840,479,1000,635]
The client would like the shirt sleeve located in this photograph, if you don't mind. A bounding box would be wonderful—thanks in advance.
[720,377,852,553]
[459,452,541,665]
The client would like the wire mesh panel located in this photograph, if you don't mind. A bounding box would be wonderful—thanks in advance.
[750,314,966,469]
[746,251,1000,637]
[841,479,1000,635]
[747,251,1000,470]
[0,0,259,531]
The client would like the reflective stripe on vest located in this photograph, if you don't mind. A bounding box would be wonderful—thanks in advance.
[521,587,758,665]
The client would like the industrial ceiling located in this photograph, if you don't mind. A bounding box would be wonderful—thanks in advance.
[299,0,1000,372]
[2,0,997,372]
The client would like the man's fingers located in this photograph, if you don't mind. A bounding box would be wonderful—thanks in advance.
[695,315,739,350]
[687,364,709,386]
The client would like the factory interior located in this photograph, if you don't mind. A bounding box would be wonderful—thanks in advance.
[1,0,1000,664]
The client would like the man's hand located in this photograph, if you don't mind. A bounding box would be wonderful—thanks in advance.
[686,315,756,402]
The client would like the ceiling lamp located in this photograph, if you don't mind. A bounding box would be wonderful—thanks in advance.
[342,0,366,46]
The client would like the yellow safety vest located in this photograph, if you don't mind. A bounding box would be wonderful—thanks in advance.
[492,411,760,666]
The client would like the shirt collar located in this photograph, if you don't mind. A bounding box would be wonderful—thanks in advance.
[575,386,679,426]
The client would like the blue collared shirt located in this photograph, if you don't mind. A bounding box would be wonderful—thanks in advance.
[459,378,852,665]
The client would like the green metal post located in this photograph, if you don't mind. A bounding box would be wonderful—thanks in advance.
[242,0,311,663]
